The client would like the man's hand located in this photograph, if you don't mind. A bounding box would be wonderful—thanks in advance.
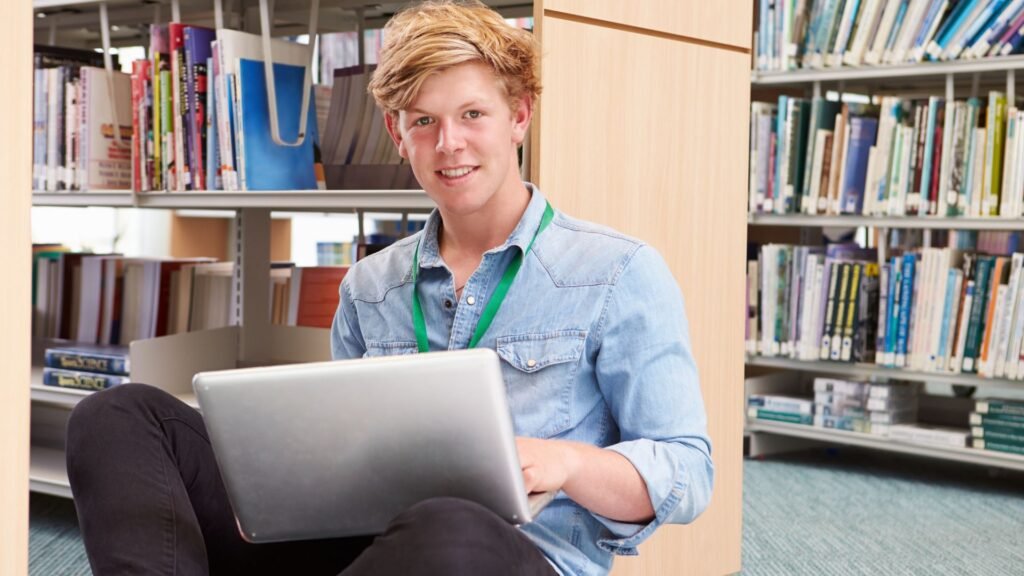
[515,437,580,494]
[515,437,656,523]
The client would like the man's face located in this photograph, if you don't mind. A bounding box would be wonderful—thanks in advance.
[386,62,531,218]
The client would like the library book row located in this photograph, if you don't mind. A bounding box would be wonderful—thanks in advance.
[33,246,349,350]
[755,0,1024,72]
[746,374,1024,457]
[747,236,1024,381]
[749,91,1024,219]
[32,26,409,195]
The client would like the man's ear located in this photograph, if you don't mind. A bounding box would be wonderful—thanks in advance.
[384,112,408,159]
[511,95,533,146]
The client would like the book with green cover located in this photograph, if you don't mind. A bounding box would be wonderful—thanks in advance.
[976,399,1024,417]
[962,255,994,373]
[747,407,814,426]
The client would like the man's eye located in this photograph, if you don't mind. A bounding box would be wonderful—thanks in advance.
[466,110,481,119]
[414,117,432,127]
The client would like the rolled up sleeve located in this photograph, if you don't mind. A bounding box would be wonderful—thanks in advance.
[591,245,714,555]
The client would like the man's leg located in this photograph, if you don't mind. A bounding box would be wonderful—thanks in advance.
[341,497,557,576]
[66,383,372,576]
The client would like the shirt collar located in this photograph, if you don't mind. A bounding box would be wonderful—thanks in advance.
[417,182,549,270]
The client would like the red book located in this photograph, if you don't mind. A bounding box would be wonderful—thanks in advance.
[295,267,349,329]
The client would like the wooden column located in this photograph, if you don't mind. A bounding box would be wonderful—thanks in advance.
[534,1,751,574]
[1,0,34,574]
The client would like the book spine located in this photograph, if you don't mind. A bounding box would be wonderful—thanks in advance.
[42,367,130,391]
[875,262,890,364]
[976,399,1024,416]
[747,407,815,425]
[896,253,916,367]
[748,394,815,414]
[821,261,841,359]
[840,262,862,361]
[963,257,994,373]
[972,438,1024,455]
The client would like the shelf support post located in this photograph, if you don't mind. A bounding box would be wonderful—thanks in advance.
[946,73,954,103]
[971,72,980,99]
[235,208,272,363]
[172,0,181,23]
[1009,69,1016,104]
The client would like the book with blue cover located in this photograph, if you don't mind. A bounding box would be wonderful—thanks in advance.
[237,57,318,190]
[183,26,215,191]
[44,343,130,376]
[839,115,879,214]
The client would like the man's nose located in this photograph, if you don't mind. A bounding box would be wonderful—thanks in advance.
[435,120,466,155]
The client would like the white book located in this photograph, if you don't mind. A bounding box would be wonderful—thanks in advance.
[807,129,831,215]
[889,0,930,64]
[831,120,851,215]
[866,0,903,64]
[888,424,968,448]
[938,269,964,372]
[844,0,886,66]
[862,146,879,215]
[913,248,935,371]
[826,111,847,215]
[995,253,1023,378]
[937,100,957,216]
[804,259,827,360]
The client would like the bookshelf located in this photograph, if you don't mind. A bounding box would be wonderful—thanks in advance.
[747,1,1024,476]
[19,1,749,575]
[32,189,435,210]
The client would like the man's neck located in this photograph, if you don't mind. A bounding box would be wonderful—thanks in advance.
[438,182,532,262]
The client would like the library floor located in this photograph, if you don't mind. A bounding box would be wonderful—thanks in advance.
[29,446,1024,575]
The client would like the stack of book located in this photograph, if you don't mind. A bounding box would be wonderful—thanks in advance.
[747,393,815,425]
[971,397,1024,455]
[32,45,131,191]
[750,93,1024,218]
[748,239,1024,380]
[866,381,921,437]
[756,0,1024,72]
[42,343,131,392]
[813,377,871,432]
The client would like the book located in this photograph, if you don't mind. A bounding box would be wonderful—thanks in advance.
[748,394,815,414]
[43,343,130,375]
[888,423,969,447]
[41,367,130,391]
[747,407,814,426]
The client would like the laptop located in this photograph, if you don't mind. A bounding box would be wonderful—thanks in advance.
[193,348,555,543]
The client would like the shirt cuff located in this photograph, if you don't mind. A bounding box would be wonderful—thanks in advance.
[591,439,689,555]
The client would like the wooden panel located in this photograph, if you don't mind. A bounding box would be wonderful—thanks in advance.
[542,0,753,51]
[537,15,749,576]
[1,0,33,574]
[170,215,292,263]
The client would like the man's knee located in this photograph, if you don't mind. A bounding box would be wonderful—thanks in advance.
[67,383,175,446]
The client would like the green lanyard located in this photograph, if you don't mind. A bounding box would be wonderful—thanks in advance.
[411,201,555,353]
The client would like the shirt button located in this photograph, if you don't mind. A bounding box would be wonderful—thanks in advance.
[467,296,476,306]
[444,299,453,309]
[527,359,537,368]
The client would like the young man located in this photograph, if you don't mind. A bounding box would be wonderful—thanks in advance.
[66,1,712,575]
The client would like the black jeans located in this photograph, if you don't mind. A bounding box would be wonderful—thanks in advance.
[66,383,557,576]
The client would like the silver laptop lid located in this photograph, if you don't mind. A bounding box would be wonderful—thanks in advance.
[193,348,537,543]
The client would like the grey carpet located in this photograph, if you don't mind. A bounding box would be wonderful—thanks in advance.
[29,493,90,576]
[742,447,1024,575]
[27,448,1024,575]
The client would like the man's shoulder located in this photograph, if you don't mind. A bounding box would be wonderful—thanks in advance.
[534,212,649,287]
[342,234,418,303]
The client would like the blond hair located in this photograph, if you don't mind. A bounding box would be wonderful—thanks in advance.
[368,0,541,117]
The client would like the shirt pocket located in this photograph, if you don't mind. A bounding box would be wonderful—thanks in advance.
[363,340,419,357]
[495,330,587,438]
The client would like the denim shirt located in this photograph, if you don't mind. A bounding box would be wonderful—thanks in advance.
[331,185,714,576]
